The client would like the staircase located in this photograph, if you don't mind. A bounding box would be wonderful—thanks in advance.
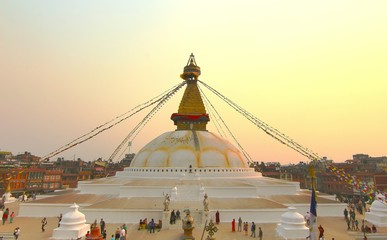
[351,232,387,239]
[0,232,15,240]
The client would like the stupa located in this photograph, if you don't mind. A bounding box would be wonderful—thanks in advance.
[276,206,309,239]
[19,54,345,225]
[365,194,387,227]
[2,180,17,203]
[50,203,90,240]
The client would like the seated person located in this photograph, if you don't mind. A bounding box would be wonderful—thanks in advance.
[156,220,162,229]
[372,224,377,233]
[138,218,148,229]
[142,218,148,229]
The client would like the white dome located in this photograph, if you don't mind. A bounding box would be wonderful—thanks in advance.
[277,207,309,239]
[130,130,249,168]
[280,207,306,225]
[60,203,87,227]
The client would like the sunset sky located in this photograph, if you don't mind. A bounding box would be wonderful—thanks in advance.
[1,1,386,164]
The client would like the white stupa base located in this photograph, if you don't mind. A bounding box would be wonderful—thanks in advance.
[50,224,90,240]
[365,195,387,227]
[276,207,309,239]
[276,223,309,239]
[365,212,387,227]
[163,211,171,230]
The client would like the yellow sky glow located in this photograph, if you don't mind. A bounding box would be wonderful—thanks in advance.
[1,1,386,164]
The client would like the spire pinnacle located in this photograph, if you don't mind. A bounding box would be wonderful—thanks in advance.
[171,54,209,131]
[180,53,201,81]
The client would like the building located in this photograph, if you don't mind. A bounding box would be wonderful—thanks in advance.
[25,167,45,194]
[42,169,62,192]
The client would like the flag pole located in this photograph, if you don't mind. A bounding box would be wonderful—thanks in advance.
[309,165,318,240]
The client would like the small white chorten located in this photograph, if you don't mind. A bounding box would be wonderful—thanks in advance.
[365,194,387,227]
[2,192,16,203]
[2,182,17,203]
[51,203,90,240]
[276,206,309,239]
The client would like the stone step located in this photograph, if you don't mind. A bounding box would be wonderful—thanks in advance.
[350,232,387,240]
[0,232,15,240]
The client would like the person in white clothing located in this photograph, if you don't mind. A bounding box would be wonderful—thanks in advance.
[304,211,310,225]
[120,227,126,240]
[13,227,20,240]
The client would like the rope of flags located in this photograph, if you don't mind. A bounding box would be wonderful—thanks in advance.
[327,165,371,194]
[199,79,386,205]
[40,82,186,162]
[326,164,387,203]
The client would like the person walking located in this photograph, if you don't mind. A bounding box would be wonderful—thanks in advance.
[344,208,348,221]
[10,211,15,223]
[149,218,155,233]
[231,218,236,232]
[122,224,127,234]
[100,218,106,234]
[120,226,126,240]
[114,227,120,240]
[2,208,9,225]
[13,226,20,240]
[238,217,242,232]
[170,210,176,224]
[251,222,256,238]
[215,211,220,224]
[244,222,248,236]
[318,225,324,240]
[355,219,359,231]
[258,227,263,240]
[41,217,47,232]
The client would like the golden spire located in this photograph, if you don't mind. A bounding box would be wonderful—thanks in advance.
[171,54,210,131]
[5,178,11,193]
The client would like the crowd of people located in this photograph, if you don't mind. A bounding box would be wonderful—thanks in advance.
[343,200,377,235]
[227,215,263,239]
[138,218,162,233]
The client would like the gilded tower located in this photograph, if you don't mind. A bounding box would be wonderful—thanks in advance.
[171,53,210,131]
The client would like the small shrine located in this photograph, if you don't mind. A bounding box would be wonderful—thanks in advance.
[50,203,90,240]
[182,209,195,240]
[276,206,309,239]
[2,180,16,203]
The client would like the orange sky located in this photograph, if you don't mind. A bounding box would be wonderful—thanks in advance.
[1,1,386,164]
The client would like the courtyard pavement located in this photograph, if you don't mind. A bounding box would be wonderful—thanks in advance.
[1,200,386,240]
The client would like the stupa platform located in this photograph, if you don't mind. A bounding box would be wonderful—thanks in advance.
[4,200,387,240]
[18,189,345,225]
